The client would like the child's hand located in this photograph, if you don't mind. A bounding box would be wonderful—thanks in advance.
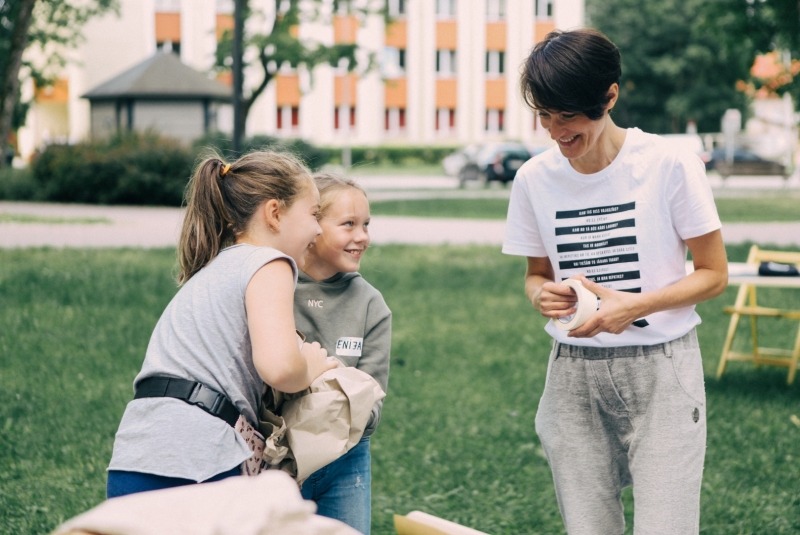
[302,341,338,381]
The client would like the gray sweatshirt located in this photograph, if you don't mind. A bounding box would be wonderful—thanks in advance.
[294,270,391,436]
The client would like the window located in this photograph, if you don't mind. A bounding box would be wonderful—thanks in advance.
[436,50,457,76]
[436,108,456,134]
[277,106,299,132]
[155,0,180,11]
[486,0,506,20]
[535,0,553,19]
[334,106,357,130]
[335,0,352,15]
[382,47,406,77]
[385,108,406,133]
[436,0,456,18]
[215,0,234,14]
[387,0,406,17]
[485,51,504,76]
[485,109,504,132]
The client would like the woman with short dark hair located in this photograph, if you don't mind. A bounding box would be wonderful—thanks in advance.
[503,28,727,534]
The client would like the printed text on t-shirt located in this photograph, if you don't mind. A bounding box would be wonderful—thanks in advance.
[555,201,641,292]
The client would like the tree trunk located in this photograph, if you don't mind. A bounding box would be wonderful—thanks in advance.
[0,0,36,168]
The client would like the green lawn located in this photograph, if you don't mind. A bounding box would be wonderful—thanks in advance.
[370,196,800,222]
[1,245,799,534]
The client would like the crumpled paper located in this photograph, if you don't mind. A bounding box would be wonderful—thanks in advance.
[258,360,385,484]
[52,470,360,535]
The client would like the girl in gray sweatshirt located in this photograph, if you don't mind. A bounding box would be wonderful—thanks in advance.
[294,174,391,535]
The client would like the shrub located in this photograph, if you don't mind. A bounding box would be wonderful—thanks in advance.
[0,167,39,201]
[26,132,449,206]
[31,132,194,206]
[192,132,330,171]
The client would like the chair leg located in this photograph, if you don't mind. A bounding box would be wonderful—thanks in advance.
[749,286,759,369]
[718,284,749,379]
[787,325,800,385]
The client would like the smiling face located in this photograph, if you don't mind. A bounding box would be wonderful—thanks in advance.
[274,180,323,266]
[534,83,622,173]
[303,188,371,281]
[537,110,606,158]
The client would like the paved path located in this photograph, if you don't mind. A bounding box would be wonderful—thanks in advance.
[1,201,799,248]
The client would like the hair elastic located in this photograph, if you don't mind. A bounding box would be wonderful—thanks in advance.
[221,163,231,177]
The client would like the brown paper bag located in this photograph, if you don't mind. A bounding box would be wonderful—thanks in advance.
[257,361,385,484]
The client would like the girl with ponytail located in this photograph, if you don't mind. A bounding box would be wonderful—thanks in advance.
[106,151,337,498]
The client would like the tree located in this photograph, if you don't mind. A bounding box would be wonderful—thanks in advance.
[215,0,381,138]
[704,0,800,108]
[587,0,757,133]
[0,0,116,168]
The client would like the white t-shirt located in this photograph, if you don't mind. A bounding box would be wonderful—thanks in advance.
[503,128,721,347]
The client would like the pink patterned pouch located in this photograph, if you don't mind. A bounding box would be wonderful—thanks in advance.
[235,415,266,476]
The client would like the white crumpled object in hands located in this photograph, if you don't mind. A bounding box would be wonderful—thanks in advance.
[53,470,360,535]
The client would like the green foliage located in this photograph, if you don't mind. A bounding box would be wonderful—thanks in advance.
[322,145,461,166]
[23,0,118,83]
[0,245,799,534]
[19,131,330,206]
[702,0,800,108]
[30,132,193,206]
[587,0,754,133]
[0,166,39,201]
[0,0,118,134]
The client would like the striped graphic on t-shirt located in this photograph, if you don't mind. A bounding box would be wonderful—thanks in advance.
[554,201,641,293]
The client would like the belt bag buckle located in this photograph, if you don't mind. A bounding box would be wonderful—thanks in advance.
[188,383,223,414]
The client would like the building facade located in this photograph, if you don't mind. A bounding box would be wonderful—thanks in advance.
[17,0,584,161]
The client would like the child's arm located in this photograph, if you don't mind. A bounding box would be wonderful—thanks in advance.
[357,304,392,436]
[246,259,336,393]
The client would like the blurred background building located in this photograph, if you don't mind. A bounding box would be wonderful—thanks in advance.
[16,0,584,161]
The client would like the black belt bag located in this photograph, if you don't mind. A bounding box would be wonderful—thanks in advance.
[134,376,240,427]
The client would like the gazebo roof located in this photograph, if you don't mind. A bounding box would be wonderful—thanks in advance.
[83,52,231,102]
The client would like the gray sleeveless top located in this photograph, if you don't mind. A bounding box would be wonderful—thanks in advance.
[108,244,297,482]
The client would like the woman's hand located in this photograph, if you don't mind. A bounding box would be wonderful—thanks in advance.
[535,280,579,320]
[567,276,645,338]
[301,342,338,382]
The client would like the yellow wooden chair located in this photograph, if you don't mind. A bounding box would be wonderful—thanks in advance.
[717,245,800,384]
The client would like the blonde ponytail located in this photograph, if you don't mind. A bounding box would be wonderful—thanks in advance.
[178,150,312,284]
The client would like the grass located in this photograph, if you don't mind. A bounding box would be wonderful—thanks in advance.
[370,196,800,222]
[0,213,111,224]
[370,198,510,219]
[1,245,799,534]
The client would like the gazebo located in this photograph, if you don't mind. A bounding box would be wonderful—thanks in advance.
[83,51,231,144]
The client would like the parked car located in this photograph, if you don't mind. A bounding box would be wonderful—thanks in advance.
[449,142,536,187]
[442,144,481,177]
[704,147,784,173]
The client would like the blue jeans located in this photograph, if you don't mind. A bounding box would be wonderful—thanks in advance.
[106,466,241,499]
[301,436,371,535]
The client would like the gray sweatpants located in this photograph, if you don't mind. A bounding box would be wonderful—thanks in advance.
[535,329,706,535]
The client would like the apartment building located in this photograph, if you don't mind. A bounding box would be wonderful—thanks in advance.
[16,0,583,161]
